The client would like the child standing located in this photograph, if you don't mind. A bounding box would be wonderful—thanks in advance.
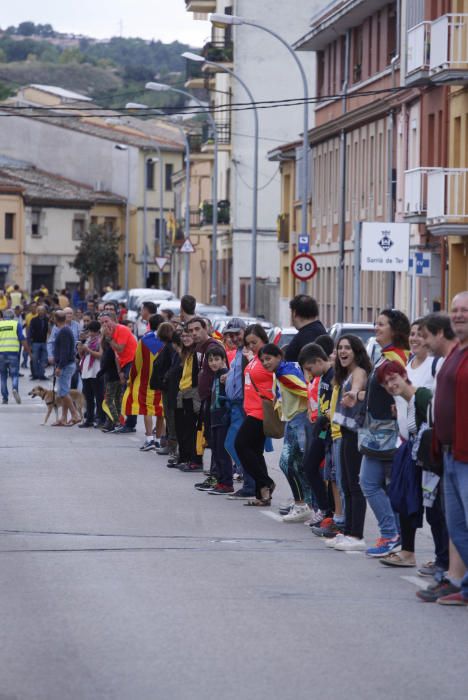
[205,346,234,495]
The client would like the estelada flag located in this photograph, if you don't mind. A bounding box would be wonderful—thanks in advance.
[121,331,164,416]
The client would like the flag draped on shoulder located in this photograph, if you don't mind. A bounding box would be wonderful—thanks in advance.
[121,331,164,416]
[275,361,308,399]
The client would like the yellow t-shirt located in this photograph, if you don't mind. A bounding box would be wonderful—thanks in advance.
[179,355,194,391]
[330,384,342,441]
[0,296,8,311]
[25,312,37,328]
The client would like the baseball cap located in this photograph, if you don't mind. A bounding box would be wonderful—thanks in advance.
[223,317,246,334]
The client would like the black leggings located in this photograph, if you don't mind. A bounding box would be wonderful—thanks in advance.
[302,423,329,513]
[399,490,449,568]
[340,428,366,539]
[175,398,200,464]
[235,416,274,499]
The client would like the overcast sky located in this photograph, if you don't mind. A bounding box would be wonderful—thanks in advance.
[0,0,211,45]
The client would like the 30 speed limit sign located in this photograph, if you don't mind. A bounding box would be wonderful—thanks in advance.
[290,253,318,281]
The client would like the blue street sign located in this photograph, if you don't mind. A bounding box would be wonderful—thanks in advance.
[409,252,431,277]
[298,235,310,253]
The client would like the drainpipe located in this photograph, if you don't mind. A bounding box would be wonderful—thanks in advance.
[386,109,395,307]
[337,29,350,323]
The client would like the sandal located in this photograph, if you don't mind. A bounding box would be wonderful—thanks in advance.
[380,552,416,567]
[244,498,271,507]
[51,421,67,427]
[67,418,81,426]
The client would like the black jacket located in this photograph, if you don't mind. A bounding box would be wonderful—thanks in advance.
[150,343,175,391]
[284,320,328,362]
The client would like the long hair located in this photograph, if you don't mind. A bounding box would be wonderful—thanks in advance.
[380,309,410,349]
[334,334,372,386]
[244,323,269,345]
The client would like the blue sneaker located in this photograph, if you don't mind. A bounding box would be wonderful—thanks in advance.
[366,536,401,558]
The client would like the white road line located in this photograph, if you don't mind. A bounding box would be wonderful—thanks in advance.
[260,511,284,523]
[400,575,430,590]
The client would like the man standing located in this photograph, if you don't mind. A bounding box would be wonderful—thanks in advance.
[433,291,468,606]
[0,309,28,404]
[180,295,196,323]
[29,306,49,380]
[53,310,80,426]
[100,314,138,433]
[284,295,327,362]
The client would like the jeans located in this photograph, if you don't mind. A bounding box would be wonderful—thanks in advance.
[212,424,233,486]
[31,342,48,379]
[82,377,105,424]
[0,352,19,401]
[360,455,399,539]
[443,452,468,600]
[303,422,329,512]
[225,401,255,494]
[279,412,312,503]
[56,362,75,397]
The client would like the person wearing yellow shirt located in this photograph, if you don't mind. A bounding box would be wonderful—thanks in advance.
[0,290,8,312]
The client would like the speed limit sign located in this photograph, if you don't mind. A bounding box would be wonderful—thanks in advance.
[290,253,318,281]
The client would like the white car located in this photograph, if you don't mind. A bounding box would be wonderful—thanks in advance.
[268,326,298,348]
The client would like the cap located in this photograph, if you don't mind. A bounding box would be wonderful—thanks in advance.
[223,317,246,334]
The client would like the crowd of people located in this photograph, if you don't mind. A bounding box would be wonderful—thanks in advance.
[1,284,468,608]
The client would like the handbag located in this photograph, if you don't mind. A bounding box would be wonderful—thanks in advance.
[250,376,285,439]
[357,411,399,460]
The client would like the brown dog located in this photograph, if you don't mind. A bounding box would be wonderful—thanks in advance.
[28,385,85,425]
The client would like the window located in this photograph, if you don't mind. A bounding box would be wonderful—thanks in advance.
[31,209,41,237]
[72,216,86,240]
[104,217,117,235]
[146,160,155,190]
[4,213,15,239]
[165,163,173,192]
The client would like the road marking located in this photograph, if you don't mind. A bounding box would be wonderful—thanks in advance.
[344,551,363,555]
[260,511,284,523]
[400,575,430,590]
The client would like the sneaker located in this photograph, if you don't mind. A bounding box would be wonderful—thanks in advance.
[437,591,468,606]
[278,501,294,516]
[233,472,243,481]
[417,561,445,578]
[366,536,401,558]
[310,520,342,538]
[78,422,94,429]
[12,389,21,404]
[156,445,170,455]
[226,488,256,500]
[101,423,117,433]
[180,462,203,472]
[325,534,346,548]
[308,509,325,525]
[1,399,7,405]
[195,477,217,491]
[112,425,137,434]
[140,438,156,451]
[167,461,186,469]
[416,578,461,603]
[208,484,235,495]
[334,536,367,552]
[166,454,179,466]
[282,504,312,523]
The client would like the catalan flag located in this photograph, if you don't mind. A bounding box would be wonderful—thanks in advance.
[381,345,410,366]
[121,331,164,416]
[275,361,308,399]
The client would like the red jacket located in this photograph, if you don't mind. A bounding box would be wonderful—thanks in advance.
[434,345,468,463]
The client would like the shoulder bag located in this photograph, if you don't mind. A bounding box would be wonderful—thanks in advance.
[250,375,285,439]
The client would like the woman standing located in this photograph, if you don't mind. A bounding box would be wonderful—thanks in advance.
[173,328,201,470]
[235,324,276,506]
[329,335,372,551]
[359,309,410,557]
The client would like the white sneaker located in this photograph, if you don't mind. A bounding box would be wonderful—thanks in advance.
[308,509,324,525]
[12,389,21,404]
[334,536,367,552]
[282,504,311,523]
[325,534,346,548]
[140,438,155,452]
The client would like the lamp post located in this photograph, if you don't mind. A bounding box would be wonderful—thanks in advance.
[183,51,259,317]
[210,13,310,294]
[114,143,130,295]
[145,81,219,304]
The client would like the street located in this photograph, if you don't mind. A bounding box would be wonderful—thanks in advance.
[0,385,466,700]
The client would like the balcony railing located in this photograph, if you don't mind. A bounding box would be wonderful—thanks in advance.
[430,14,468,80]
[201,40,234,63]
[406,22,431,76]
[277,213,290,244]
[403,168,440,216]
[200,199,230,226]
[185,59,204,83]
[202,121,231,146]
[187,132,203,153]
[427,168,468,222]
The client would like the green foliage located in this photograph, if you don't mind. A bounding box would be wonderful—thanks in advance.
[70,224,122,289]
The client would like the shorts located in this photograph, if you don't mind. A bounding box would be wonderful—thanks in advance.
[57,362,75,397]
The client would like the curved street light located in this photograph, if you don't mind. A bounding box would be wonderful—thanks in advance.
[183,51,259,317]
[145,82,219,304]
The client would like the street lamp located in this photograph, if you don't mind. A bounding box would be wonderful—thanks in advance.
[210,13,310,293]
[114,143,130,295]
[183,51,259,317]
[145,81,219,304]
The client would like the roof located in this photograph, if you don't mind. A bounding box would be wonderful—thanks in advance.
[0,158,125,207]
[29,84,93,102]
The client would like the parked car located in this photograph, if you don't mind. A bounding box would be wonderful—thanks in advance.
[366,336,382,364]
[328,323,375,345]
[212,316,273,334]
[101,290,127,304]
[268,326,298,348]
[126,288,175,323]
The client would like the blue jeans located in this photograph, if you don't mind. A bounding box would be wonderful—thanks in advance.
[443,452,468,600]
[279,412,313,504]
[56,362,76,397]
[0,352,20,401]
[360,455,398,539]
[225,401,255,494]
[32,342,48,379]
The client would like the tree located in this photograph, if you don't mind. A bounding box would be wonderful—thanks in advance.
[70,224,121,291]
[17,22,36,36]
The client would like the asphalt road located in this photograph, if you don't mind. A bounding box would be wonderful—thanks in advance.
[0,379,466,700]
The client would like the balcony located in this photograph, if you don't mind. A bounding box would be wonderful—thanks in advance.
[406,22,431,85]
[201,121,231,151]
[430,15,468,83]
[277,213,290,247]
[185,0,216,13]
[201,40,234,67]
[427,169,468,234]
[185,59,205,89]
[187,132,203,153]
[403,168,439,220]
[200,199,231,227]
